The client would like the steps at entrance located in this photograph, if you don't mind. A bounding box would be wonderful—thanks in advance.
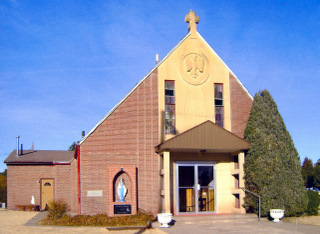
[171,214,258,224]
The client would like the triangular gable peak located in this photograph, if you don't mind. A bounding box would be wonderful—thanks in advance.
[155,120,250,154]
[81,17,252,144]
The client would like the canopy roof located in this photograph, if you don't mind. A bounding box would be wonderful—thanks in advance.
[156,121,250,154]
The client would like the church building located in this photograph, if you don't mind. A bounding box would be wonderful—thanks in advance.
[5,11,252,216]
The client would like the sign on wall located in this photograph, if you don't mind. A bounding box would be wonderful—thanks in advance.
[87,190,103,197]
[114,204,132,214]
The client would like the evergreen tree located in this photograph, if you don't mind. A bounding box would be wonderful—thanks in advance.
[301,157,315,188]
[68,142,78,151]
[244,90,307,216]
[314,160,320,190]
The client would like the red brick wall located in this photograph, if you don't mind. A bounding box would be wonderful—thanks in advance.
[7,160,78,213]
[229,73,252,138]
[80,69,159,215]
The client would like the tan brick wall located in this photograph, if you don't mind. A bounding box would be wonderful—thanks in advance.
[7,160,78,213]
[229,74,252,138]
[80,69,159,215]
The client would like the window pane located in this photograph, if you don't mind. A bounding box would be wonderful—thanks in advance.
[165,105,175,112]
[179,166,194,187]
[215,106,224,127]
[165,81,174,89]
[165,80,175,134]
[165,96,175,104]
[215,99,223,106]
[214,84,223,99]
[165,89,174,96]
[198,166,213,187]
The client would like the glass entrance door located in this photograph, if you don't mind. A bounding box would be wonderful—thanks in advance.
[177,163,215,214]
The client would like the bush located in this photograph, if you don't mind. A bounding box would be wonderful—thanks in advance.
[305,190,320,216]
[40,209,155,226]
[47,200,69,219]
[0,174,7,203]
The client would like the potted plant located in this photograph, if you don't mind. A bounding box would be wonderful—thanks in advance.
[270,209,284,222]
[157,213,172,228]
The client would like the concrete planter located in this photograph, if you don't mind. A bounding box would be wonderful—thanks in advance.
[157,213,172,228]
[270,209,284,222]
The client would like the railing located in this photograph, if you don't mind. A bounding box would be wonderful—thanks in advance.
[240,188,261,221]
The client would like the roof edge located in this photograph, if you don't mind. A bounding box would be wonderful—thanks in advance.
[155,120,250,152]
[80,32,192,144]
[196,32,253,100]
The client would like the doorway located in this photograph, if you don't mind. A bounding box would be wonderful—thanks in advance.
[40,178,54,210]
[176,163,216,214]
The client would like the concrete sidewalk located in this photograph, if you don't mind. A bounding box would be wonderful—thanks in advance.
[152,214,320,234]
[1,209,320,233]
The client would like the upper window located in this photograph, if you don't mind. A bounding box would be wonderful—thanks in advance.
[214,84,224,127]
[165,81,175,134]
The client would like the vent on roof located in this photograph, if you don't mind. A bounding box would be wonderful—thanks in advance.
[16,135,20,156]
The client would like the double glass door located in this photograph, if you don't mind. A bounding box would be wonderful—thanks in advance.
[177,163,216,214]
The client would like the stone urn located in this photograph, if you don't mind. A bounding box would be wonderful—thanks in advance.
[270,209,284,222]
[157,213,172,228]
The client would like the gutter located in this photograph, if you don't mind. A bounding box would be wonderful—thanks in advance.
[5,161,71,165]
[74,144,81,215]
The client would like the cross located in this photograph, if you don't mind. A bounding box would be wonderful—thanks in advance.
[185,11,199,34]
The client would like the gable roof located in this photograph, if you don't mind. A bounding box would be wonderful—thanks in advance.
[80,31,253,144]
[4,150,74,165]
[155,120,250,154]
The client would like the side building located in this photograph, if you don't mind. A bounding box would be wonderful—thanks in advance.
[5,150,78,213]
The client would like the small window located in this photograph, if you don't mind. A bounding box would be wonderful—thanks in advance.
[165,81,175,134]
[44,182,51,186]
[214,84,224,127]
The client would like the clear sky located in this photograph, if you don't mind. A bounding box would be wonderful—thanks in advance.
[1,0,319,172]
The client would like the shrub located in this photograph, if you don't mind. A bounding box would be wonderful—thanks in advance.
[0,174,7,203]
[40,209,154,226]
[305,190,320,216]
[47,200,69,219]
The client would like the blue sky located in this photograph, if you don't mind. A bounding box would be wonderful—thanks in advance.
[1,0,319,172]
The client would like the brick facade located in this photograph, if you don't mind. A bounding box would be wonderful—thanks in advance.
[7,161,78,213]
[80,69,159,215]
[229,73,253,138]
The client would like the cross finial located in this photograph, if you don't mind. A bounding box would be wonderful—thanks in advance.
[185,11,199,34]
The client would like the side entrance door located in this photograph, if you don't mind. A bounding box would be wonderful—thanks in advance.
[40,178,54,210]
[177,163,216,214]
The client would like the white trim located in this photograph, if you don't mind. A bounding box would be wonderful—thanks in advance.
[80,33,192,144]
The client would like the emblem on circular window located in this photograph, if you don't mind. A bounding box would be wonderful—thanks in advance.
[179,53,209,85]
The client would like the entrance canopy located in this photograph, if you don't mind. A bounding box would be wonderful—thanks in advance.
[156,120,250,154]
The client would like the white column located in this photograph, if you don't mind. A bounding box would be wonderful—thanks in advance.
[238,152,246,213]
[163,151,171,213]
